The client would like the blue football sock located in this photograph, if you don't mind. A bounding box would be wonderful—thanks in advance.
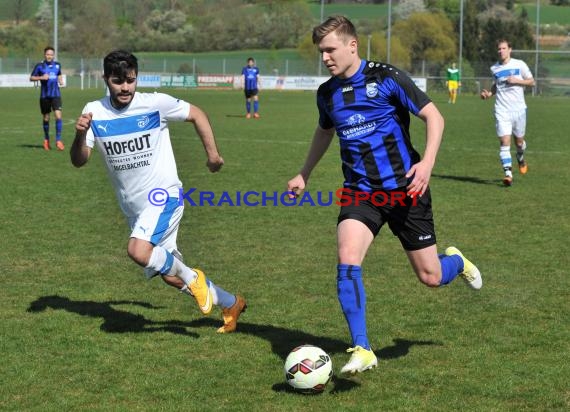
[253,101,259,113]
[439,254,464,285]
[337,264,370,349]
[246,101,251,113]
[56,119,63,141]
[43,121,50,139]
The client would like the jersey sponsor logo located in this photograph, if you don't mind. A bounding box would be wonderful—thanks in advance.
[366,82,378,98]
[342,114,376,140]
[102,133,151,156]
[347,113,366,126]
[113,159,150,171]
[342,86,353,93]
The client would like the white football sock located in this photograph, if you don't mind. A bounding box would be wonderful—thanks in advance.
[208,283,236,308]
[145,246,197,284]
[500,145,512,173]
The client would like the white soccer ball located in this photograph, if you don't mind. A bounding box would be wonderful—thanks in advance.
[284,344,333,393]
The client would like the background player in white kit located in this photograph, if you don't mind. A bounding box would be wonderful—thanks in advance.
[70,50,246,333]
[480,39,534,186]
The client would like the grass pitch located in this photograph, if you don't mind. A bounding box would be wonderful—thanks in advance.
[0,87,568,411]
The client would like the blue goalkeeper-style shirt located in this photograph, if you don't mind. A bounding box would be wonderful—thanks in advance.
[317,60,431,192]
[31,60,62,99]
[241,65,259,91]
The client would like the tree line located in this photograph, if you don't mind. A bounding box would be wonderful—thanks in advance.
[0,0,561,78]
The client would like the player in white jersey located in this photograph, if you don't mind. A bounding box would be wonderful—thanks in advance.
[70,50,246,333]
[480,39,534,186]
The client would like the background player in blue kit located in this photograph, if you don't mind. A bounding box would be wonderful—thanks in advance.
[30,46,64,151]
[71,50,246,333]
[287,16,483,375]
[241,57,260,119]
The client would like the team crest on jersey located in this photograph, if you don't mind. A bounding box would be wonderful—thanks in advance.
[137,116,150,128]
[347,113,366,126]
[366,82,378,98]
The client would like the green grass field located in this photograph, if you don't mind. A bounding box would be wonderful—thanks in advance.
[0,88,568,411]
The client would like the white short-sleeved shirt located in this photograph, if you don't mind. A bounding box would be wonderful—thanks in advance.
[83,92,191,218]
[490,58,533,115]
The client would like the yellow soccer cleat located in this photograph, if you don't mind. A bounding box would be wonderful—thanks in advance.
[340,346,378,374]
[445,247,483,290]
[188,269,213,315]
[217,295,247,334]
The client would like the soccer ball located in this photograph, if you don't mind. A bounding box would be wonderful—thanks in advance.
[284,345,333,393]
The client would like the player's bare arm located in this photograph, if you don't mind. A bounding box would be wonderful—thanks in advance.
[70,113,93,167]
[187,105,224,173]
[406,102,444,196]
[287,125,335,197]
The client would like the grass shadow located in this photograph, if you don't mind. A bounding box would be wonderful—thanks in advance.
[28,296,441,395]
[18,144,46,149]
[187,317,348,359]
[432,173,498,186]
[187,320,442,361]
[377,338,442,359]
[27,295,199,337]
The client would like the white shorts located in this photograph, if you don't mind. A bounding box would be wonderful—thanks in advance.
[128,197,184,253]
[495,109,527,138]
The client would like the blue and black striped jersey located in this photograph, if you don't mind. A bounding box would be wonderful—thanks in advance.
[31,60,62,99]
[317,60,431,191]
[241,66,259,91]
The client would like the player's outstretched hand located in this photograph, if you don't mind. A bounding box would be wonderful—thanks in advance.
[287,174,306,199]
[207,155,224,173]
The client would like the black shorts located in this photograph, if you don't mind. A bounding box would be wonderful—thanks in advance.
[337,187,436,251]
[244,88,258,99]
[40,97,62,114]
